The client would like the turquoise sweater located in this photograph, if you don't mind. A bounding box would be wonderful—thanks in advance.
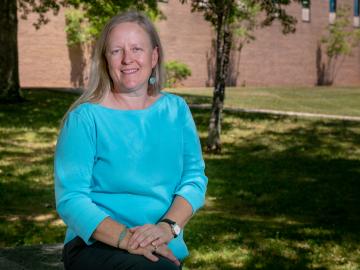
[54,92,208,260]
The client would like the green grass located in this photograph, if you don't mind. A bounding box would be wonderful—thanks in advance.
[1,88,360,269]
[167,87,360,117]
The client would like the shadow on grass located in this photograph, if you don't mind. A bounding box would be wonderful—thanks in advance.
[0,89,78,247]
[184,110,360,269]
[178,93,212,105]
[0,89,78,129]
[1,90,360,269]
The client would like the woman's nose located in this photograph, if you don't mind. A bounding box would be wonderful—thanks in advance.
[121,50,133,64]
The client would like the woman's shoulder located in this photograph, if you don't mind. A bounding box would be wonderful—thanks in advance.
[161,91,188,107]
[66,102,97,122]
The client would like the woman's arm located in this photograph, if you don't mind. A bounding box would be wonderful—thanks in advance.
[128,195,193,249]
[55,110,109,244]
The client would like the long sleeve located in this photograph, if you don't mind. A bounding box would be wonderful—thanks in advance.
[54,109,109,244]
[174,101,208,213]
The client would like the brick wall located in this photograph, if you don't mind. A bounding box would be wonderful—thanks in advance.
[18,0,360,88]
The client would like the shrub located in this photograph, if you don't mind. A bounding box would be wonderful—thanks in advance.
[165,61,192,88]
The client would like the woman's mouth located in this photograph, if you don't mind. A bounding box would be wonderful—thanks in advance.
[121,68,138,74]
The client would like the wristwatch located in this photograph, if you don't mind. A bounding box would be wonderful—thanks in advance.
[159,218,181,238]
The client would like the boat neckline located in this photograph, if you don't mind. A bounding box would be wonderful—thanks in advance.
[91,92,167,112]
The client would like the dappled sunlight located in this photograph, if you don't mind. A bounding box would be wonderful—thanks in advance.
[32,214,55,222]
[1,89,360,269]
[0,90,75,247]
[298,227,333,238]
[190,107,360,269]
[50,219,65,227]
[186,246,249,270]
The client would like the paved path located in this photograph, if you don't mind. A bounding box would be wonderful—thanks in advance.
[0,244,63,270]
[190,104,360,122]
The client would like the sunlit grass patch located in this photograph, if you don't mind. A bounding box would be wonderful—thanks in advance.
[169,86,360,117]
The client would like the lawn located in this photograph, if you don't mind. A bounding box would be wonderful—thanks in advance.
[0,88,359,270]
[168,86,360,117]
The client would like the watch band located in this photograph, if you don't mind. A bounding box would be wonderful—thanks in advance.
[159,218,180,238]
[160,218,175,226]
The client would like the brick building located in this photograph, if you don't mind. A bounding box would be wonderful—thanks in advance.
[18,0,360,88]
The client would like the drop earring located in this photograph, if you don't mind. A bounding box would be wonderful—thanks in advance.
[149,76,156,85]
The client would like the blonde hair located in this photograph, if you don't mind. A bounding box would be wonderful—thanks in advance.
[62,11,165,123]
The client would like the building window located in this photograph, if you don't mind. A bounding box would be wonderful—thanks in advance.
[301,0,311,22]
[329,0,336,24]
[355,0,360,27]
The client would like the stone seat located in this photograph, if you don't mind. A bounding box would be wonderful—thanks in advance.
[0,244,64,270]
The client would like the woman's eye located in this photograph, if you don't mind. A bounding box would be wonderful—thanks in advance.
[111,49,122,55]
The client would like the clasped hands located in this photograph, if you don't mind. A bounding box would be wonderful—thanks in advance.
[119,223,180,266]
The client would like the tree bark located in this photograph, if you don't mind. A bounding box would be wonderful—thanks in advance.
[206,10,232,153]
[0,0,22,103]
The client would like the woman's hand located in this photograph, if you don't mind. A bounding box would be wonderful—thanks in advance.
[127,243,159,262]
[119,229,179,266]
[128,243,180,266]
[128,223,173,250]
[153,243,181,266]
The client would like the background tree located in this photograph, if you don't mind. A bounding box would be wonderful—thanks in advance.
[0,0,160,103]
[317,5,360,86]
[181,0,299,152]
[0,0,22,102]
[0,0,64,103]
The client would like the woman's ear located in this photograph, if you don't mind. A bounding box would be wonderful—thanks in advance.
[151,46,159,68]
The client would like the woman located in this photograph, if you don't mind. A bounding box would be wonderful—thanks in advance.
[54,11,208,270]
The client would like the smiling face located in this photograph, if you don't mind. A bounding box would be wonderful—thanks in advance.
[105,22,158,94]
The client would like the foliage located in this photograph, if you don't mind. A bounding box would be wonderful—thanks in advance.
[318,5,360,85]
[0,89,360,270]
[184,0,298,34]
[321,5,360,58]
[18,0,63,29]
[64,9,89,46]
[165,61,192,88]
[63,0,164,45]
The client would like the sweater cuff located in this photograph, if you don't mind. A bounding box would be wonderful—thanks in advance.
[175,186,205,214]
[79,212,110,244]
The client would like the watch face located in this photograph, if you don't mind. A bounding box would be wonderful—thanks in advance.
[173,224,181,235]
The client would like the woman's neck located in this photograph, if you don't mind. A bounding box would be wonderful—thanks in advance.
[112,90,150,110]
[100,88,161,110]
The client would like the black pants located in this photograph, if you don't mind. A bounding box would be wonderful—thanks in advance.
[63,237,182,270]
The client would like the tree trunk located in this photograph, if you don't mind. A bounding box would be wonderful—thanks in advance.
[0,0,22,103]
[206,11,232,153]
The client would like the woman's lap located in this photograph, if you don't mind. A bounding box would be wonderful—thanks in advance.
[63,237,181,270]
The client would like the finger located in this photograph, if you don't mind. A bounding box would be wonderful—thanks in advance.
[140,232,162,247]
[129,247,159,262]
[144,250,159,262]
[128,225,149,247]
[150,237,167,247]
[137,230,162,249]
[130,226,155,249]
[140,224,169,247]
[156,246,180,266]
